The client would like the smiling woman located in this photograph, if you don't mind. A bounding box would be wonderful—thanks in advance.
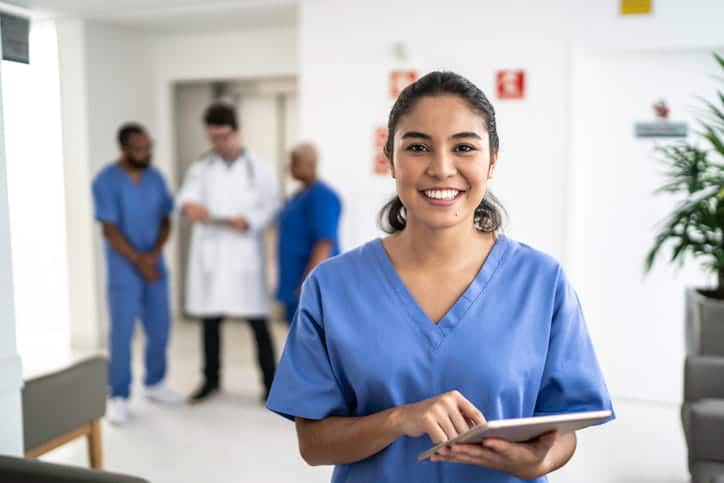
[266,71,614,483]
[380,72,504,234]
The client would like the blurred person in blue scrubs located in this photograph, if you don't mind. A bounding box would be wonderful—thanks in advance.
[92,123,182,426]
[277,142,342,325]
[267,72,614,482]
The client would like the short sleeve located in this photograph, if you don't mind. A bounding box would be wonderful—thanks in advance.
[534,267,615,422]
[266,272,351,421]
[91,172,118,224]
[309,186,341,243]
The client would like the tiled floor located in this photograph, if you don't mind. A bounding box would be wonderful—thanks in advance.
[41,320,690,483]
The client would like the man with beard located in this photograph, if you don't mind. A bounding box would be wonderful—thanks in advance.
[92,123,182,425]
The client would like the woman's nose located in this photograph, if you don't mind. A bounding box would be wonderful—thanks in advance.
[426,151,456,179]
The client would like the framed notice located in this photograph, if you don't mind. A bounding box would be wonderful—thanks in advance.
[373,126,390,175]
[390,70,417,99]
[496,69,525,100]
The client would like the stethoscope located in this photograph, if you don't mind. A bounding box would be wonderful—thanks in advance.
[200,149,255,187]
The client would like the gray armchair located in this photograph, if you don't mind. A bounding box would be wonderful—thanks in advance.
[682,354,724,483]
[0,454,148,482]
[23,355,107,468]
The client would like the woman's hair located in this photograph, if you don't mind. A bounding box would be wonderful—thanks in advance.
[379,71,505,233]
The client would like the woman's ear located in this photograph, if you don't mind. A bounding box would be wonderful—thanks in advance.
[385,148,396,178]
[487,154,498,180]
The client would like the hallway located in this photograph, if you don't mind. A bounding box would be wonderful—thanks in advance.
[39,319,688,483]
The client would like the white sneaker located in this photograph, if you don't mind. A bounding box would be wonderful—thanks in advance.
[106,398,129,425]
[144,382,183,405]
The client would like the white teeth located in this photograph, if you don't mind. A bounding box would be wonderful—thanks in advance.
[423,189,460,200]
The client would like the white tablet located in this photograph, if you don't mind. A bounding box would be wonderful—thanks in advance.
[417,409,611,461]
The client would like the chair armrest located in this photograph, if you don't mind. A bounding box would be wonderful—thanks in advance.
[22,355,107,452]
[684,355,724,402]
[686,399,724,464]
[0,455,149,483]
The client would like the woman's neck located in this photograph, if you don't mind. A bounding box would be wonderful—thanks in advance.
[391,219,494,271]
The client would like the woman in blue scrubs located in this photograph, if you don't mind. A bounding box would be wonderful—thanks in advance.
[267,72,614,482]
[277,142,342,324]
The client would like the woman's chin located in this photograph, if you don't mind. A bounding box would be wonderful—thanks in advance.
[413,215,472,232]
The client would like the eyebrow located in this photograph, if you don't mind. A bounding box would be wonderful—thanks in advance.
[400,131,482,140]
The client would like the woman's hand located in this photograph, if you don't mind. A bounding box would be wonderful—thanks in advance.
[394,391,486,444]
[431,431,570,480]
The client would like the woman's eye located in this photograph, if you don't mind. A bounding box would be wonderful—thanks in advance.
[405,144,429,152]
[455,144,476,153]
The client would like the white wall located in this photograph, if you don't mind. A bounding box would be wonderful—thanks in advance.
[2,19,72,373]
[569,48,722,404]
[56,19,100,352]
[84,21,157,342]
[153,26,298,181]
[299,0,724,405]
[57,20,158,350]
[566,0,724,403]
[0,39,23,456]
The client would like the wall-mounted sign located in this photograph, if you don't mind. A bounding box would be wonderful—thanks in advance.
[496,70,525,100]
[1,13,29,64]
[373,126,390,175]
[390,70,417,99]
[634,99,688,138]
[620,0,652,16]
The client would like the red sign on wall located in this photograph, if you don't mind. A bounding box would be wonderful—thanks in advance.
[373,126,390,175]
[496,70,525,99]
[390,70,417,99]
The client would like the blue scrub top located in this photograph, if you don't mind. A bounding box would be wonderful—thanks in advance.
[92,163,174,286]
[267,235,614,483]
[276,180,342,305]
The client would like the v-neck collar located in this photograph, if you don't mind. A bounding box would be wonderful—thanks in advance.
[372,234,510,350]
[115,163,147,186]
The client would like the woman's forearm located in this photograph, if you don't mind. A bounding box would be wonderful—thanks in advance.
[295,407,405,466]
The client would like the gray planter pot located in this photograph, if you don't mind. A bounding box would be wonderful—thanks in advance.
[686,288,724,356]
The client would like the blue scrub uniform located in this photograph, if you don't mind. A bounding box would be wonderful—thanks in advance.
[267,235,614,483]
[92,164,174,399]
[276,181,341,323]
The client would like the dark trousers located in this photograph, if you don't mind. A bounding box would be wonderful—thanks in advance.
[201,316,276,394]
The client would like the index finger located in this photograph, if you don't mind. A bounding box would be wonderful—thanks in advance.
[454,394,486,426]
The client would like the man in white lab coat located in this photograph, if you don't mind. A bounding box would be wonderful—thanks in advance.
[177,102,278,403]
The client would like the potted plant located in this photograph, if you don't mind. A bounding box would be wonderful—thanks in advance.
[645,53,724,356]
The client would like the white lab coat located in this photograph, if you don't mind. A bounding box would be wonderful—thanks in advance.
[176,152,279,317]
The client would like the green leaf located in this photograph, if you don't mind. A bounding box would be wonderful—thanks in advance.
[645,52,724,278]
[699,96,724,125]
[703,125,724,156]
[715,52,724,71]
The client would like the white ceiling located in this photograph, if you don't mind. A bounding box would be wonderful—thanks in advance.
[5,0,297,33]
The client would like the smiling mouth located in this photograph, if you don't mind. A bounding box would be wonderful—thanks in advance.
[421,188,464,201]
